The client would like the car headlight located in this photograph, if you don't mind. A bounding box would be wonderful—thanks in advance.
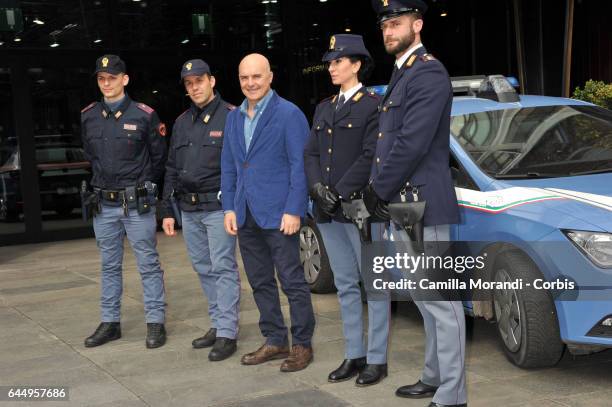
[563,230,612,268]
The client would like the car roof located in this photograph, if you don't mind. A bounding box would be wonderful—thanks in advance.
[451,95,594,116]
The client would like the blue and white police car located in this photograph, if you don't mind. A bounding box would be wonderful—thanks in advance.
[299,76,612,368]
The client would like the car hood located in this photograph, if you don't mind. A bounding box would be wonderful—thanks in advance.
[498,173,612,232]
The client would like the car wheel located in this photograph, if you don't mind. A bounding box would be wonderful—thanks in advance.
[493,250,565,368]
[299,218,335,293]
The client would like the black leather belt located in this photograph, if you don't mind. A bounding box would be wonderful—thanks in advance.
[180,192,220,205]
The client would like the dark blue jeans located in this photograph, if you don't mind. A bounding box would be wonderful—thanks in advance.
[237,208,315,347]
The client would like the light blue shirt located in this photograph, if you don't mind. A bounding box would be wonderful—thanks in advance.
[239,89,274,151]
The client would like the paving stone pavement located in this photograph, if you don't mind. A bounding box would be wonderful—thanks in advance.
[1,234,611,407]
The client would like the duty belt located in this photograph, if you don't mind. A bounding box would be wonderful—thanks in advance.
[95,182,156,216]
[180,191,221,205]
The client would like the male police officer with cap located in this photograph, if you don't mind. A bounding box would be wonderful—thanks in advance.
[367,2,467,407]
[162,59,240,361]
[81,55,168,349]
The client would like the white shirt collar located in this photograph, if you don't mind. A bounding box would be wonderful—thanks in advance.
[339,82,363,103]
[395,43,424,69]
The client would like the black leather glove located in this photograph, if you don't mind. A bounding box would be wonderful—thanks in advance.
[311,182,340,216]
[362,184,390,221]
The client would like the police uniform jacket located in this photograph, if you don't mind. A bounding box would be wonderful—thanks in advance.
[304,87,379,223]
[162,93,234,216]
[81,95,167,191]
[371,46,459,226]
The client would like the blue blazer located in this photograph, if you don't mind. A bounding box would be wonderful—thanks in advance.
[221,91,310,229]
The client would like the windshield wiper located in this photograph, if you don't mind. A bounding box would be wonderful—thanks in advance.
[570,168,612,176]
[490,172,563,179]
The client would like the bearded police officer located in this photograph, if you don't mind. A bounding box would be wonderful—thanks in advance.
[366,2,467,407]
[161,59,240,361]
[81,55,168,349]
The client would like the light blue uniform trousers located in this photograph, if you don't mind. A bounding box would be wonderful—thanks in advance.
[318,221,390,364]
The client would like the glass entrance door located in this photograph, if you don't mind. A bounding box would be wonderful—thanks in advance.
[0,66,26,235]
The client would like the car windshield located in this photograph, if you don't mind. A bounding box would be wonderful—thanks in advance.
[451,105,612,178]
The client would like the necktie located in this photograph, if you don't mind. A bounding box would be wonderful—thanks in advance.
[389,65,400,85]
[336,94,346,111]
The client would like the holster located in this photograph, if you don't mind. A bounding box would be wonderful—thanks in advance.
[341,199,373,243]
[80,180,101,221]
[388,200,426,252]
[135,184,151,215]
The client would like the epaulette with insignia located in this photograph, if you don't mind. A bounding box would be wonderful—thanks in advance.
[81,102,97,113]
[366,91,379,99]
[406,54,418,68]
[352,92,364,102]
[136,103,155,115]
[420,54,437,62]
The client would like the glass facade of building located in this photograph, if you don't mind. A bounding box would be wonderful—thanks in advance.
[0,0,609,245]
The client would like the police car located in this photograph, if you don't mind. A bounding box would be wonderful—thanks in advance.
[299,75,612,368]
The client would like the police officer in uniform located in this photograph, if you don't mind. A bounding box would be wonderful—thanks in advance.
[81,55,168,349]
[162,59,240,361]
[304,34,390,386]
[367,2,467,406]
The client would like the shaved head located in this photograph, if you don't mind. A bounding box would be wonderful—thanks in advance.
[239,53,271,74]
[238,53,274,106]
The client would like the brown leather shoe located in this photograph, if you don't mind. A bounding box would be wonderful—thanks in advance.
[280,345,313,372]
[240,343,290,365]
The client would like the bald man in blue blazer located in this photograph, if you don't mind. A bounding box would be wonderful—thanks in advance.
[221,53,315,372]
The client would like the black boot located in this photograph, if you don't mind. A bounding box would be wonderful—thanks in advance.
[328,357,366,383]
[355,363,388,387]
[396,380,439,398]
[208,337,237,361]
[192,328,217,349]
[146,323,166,349]
[84,322,121,347]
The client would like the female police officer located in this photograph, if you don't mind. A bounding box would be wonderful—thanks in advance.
[304,34,390,386]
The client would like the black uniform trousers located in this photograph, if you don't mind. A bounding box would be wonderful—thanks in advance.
[237,206,315,347]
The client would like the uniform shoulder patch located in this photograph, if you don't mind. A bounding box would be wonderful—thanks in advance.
[420,53,437,62]
[136,103,155,115]
[352,92,364,102]
[81,102,97,113]
[366,91,379,100]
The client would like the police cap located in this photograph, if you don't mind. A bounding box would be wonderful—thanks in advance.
[322,34,372,62]
[372,0,428,24]
[180,59,211,83]
[94,54,126,75]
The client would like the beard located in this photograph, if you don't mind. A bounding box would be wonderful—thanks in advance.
[384,29,416,56]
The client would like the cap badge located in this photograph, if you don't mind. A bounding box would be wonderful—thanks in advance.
[329,36,336,50]
[102,57,109,68]
[186,62,192,71]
